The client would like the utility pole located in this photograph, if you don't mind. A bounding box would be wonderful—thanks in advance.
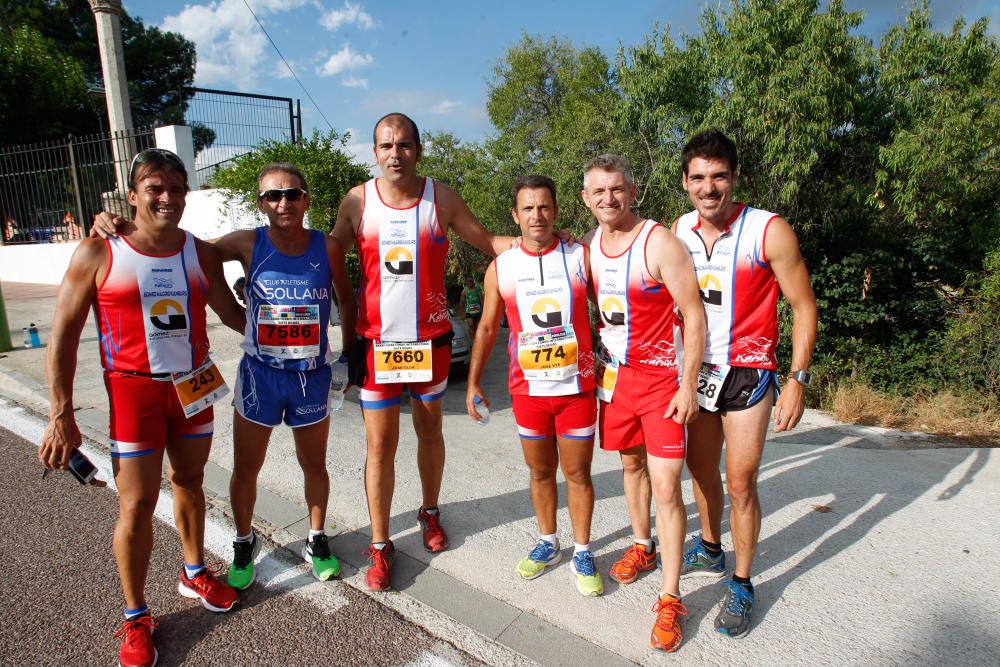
[89,0,134,199]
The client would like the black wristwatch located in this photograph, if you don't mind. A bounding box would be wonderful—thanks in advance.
[789,369,812,387]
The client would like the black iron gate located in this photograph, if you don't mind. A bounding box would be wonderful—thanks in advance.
[184,87,302,187]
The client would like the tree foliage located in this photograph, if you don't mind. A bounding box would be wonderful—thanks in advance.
[429,0,999,398]
[1,0,198,142]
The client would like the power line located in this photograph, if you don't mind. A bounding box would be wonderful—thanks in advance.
[241,0,334,133]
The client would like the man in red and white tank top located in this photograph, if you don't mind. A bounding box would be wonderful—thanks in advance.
[672,129,818,638]
[581,154,706,653]
[465,175,603,596]
[332,113,516,591]
[39,149,246,667]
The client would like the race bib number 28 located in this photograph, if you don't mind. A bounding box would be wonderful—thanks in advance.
[696,363,730,412]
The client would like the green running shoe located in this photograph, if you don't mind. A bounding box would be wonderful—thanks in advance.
[570,551,604,597]
[302,533,341,581]
[515,539,561,580]
[227,532,262,590]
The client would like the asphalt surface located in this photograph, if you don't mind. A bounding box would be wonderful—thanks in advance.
[0,415,478,667]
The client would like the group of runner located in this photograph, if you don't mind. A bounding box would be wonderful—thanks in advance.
[39,112,816,666]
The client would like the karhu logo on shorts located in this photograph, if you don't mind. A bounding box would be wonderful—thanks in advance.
[149,299,187,330]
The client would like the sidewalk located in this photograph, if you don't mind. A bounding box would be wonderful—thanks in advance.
[3,281,998,666]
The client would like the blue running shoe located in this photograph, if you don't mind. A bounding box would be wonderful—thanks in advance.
[516,539,561,579]
[715,579,754,638]
[680,539,726,578]
[569,551,604,596]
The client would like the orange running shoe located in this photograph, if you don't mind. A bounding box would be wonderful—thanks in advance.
[177,564,239,613]
[365,541,395,591]
[417,507,449,552]
[609,542,657,584]
[650,594,689,652]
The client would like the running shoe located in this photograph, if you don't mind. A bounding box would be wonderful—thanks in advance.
[177,564,239,612]
[115,614,159,667]
[609,542,657,584]
[515,539,561,580]
[569,550,604,597]
[715,579,754,638]
[417,507,449,552]
[365,541,395,591]
[680,539,726,578]
[227,532,263,590]
[650,595,689,652]
[302,533,341,581]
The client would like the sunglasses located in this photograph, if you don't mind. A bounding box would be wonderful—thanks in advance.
[259,188,308,202]
[129,148,185,185]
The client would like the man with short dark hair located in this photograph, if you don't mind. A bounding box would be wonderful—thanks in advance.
[466,174,602,596]
[40,148,246,667]
[332,112,514,591]
[582,153,706,652]
[673,128,818,638]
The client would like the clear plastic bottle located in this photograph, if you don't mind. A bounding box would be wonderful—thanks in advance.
[22,327,30,348]
[473,395,490,426]
[329,354,348,412]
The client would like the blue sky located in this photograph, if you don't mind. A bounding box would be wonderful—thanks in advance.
[122,0,998,163]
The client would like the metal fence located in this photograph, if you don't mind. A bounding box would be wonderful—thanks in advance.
[184,88,301,187]
[0,127,154,246]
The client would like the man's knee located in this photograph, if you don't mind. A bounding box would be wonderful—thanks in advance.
[726,471,759,508]
[561,462,592,487]
[527,463,558,483]
[620,449,648,476]
[119,492,158,524]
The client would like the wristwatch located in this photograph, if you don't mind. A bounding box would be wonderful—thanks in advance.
[789,369,812,387]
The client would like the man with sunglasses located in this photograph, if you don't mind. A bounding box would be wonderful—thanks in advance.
[217,163,356,589]
[40,148,246,667]
[332,112,514,591]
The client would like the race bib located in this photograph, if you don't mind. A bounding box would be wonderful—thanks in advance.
[518,325,578,380]
[256,304,320,359]
[466,303,482,315]
[172,358,229,418]
[696,363,730,411]
[374,340,433,383]
[594,346,619,403]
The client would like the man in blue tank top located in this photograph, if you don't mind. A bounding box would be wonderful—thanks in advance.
[214,163,357,587]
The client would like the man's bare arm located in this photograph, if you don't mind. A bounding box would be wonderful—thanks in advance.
[197,240,246,334]
[40,239,105,469]
[465,262,503,421]
[766,217,818,432]
[330,186,363,251]
[438,183,514,257]
[650,226,706,424]
[326,235,356,356]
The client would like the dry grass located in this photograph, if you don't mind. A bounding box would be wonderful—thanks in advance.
[828,383,1000,445]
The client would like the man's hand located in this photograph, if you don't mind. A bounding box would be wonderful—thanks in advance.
[90,211,126,239]
[773,379,805,432]
[465,384,489,423]
[663,383,699,425]
[39,416,81,470]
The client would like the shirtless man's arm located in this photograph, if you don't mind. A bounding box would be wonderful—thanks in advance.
[196,239,246,334]
[465,262,503,421]
[327,235,356,355]
[436,182,514,257]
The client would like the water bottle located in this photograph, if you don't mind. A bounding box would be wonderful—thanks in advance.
[329,354,348,412]
[474,395,490,426]
[22,327,30,348]
[28,323,41,347]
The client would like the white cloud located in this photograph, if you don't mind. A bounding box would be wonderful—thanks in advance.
[342,76,369,88]
[430,100,462,115]
[274,60,297,80]
[320,1,375,31]
[316,44,374,77]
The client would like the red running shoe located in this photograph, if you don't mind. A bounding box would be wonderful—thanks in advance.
[365,541,395,591]
[115,614,159,667]
[177,563,239,612]
[609,542,657,584]
[417,507,449,552]
[650,594,689,652]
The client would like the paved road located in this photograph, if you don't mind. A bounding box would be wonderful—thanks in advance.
[0,413,479,667]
